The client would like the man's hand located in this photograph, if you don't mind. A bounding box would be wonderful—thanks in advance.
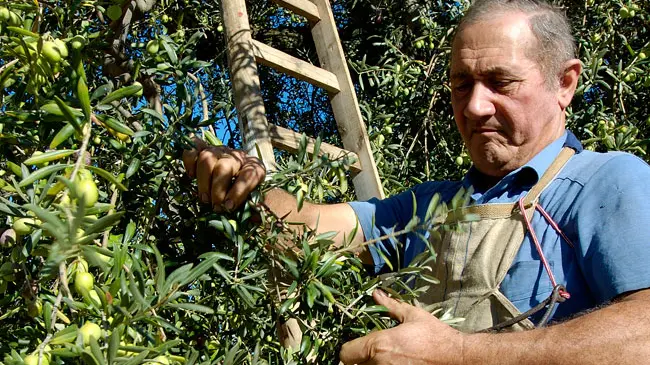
[340,290,465,365]
[182,137,266,211]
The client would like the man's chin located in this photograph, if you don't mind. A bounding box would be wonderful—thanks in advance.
[469,145,514,176]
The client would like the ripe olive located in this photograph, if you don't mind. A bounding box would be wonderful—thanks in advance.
[0,228,17,247]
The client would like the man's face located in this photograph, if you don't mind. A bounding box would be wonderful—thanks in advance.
[450,13,566,177]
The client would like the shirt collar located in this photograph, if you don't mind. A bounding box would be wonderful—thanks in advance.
[462,130,583,198]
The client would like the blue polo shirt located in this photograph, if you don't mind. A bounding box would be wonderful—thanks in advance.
[349,131,650,322]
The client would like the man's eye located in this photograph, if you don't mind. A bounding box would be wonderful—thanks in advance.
[491,80,513,89]
[453,83,472,92]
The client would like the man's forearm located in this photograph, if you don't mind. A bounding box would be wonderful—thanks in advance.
[462,289,650,364]
[263,188,317,227]
[263,188,364,246]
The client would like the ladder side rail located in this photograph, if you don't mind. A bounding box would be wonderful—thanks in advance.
[309,0,385,200]
[221,0,276,169]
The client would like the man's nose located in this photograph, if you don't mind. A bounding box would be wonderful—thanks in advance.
[464,83,496,119]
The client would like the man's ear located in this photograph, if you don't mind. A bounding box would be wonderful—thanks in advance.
[557,59,582,109]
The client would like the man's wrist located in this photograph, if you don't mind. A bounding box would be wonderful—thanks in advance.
[460,332,487,365]
[459,328,549,365]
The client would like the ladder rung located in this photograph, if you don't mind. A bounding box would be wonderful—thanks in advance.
[270,0,320,22]
[251,40,340,94]
[269,125,362,173]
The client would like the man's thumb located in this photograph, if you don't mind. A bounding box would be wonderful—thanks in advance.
[373,289,412,323]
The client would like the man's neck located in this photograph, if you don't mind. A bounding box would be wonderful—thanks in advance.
[471,172,504,192]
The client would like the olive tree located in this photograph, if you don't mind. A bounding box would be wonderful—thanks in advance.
[1,0,647,363]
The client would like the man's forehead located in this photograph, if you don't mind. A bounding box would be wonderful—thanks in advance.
[450,66,519,80]
[453,12,535,50]
[450,13,537,76]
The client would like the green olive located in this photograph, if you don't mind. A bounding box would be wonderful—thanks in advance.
[133,81,143,97]
[7,11,21,26]
[619,6,630,18]
[42,41,62,64]
[74,271,94,293]
[80,321,101,345]
[146,40,159,55]
[70,35,86,50]
[0,7,10,22]
[145,355,170,365]
[13,218,37,236]
[76,178,99,207]
[24,354,49,365]
[54,39,69,58]
[27,300,42,318]
[107,4,122,21]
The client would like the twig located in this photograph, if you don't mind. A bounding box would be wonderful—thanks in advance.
[188,73,209,124]
[101,188,120,248]
[334,221,440,256]
[110,101,143,131]
[38,291,64,364]
[0,59,19,73]
[69,120,93,182]
[58,261,72,299]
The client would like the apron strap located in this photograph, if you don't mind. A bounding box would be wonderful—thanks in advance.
[522,148,575,207]
[518,147,576,301]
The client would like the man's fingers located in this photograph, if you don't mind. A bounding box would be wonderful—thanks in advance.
[182,137,210,178]
[196,149,219,203]
[184,139,265,211]
[372,289,415,323]
[210,155,243,209]
[339,334,374,365]
[224,158,266,210]
[182,149,199,178]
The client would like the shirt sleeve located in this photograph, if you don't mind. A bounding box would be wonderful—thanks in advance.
[347,182,450,274]
[348,190,415,274]
[572,153,650,302]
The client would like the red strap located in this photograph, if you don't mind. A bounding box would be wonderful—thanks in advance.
[536,205,575,249]
[518,197,571,300]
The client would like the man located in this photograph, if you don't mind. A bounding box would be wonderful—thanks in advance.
[183,0,650,363]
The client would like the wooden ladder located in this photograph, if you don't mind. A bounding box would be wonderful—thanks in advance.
[221,0,385,200]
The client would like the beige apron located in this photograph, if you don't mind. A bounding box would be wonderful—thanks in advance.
[419,148,575,333]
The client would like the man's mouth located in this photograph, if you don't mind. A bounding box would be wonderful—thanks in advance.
[473,127,501,134]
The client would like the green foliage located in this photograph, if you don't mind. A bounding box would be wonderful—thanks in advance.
[1,0,648,363]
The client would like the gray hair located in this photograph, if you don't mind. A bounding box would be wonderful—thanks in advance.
[455,0,576,88]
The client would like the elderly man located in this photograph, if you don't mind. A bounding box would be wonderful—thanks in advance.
[183,0,650,363]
